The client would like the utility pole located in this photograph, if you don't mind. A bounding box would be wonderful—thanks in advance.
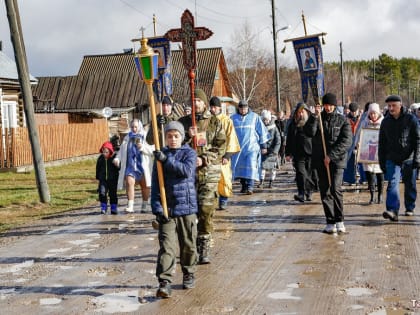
[340,42,345,106]
[5,0,50,202]
[271,0,281,113]
[372,57,376,102]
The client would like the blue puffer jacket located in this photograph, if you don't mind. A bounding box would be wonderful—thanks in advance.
[151,144,198,217]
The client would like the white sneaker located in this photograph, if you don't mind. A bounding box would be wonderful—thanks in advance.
[125,207,134,213]
[323,224,337,234]
[336,222,346,234]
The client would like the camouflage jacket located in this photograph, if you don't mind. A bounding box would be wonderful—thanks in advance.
[178,110,227,174]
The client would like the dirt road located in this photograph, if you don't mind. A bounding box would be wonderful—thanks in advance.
[0,164,419,314]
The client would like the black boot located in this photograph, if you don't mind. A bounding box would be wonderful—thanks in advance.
[197,234,211,264]
[377,175,384,204]
[267,180,272,188]
[368,186,375,204]
[377,191,383,204]
[257,179,264,188]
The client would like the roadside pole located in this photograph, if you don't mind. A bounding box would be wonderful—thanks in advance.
[5,0,50,202]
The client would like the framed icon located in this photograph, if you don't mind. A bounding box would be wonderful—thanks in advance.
[357,128,379,164]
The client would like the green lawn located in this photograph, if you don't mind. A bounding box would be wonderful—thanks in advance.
[0,158,100,233]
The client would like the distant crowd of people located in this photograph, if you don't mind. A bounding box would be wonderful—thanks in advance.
[95,90,420,298]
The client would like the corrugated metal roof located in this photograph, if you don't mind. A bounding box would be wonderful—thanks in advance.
[31,48,232,113]
[0,51,37,84]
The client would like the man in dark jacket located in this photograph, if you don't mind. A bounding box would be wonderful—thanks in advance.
[379,95,420,221]
[146,95,180,147]
[285,102,314,202]
[304,93,352,234]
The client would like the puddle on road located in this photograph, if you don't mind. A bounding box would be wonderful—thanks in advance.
[345,287,374,296]
[58,265,74,270]
[40,297,62,305]
[0,259,34,274]
[48,247,72,253]
[350,304,364,310]
[67,252,90,258]
[14,277,28,283]
[68,239,93,246]
[268,283,302,301]
[92,290,140,313]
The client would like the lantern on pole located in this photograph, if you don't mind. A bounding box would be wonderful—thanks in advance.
[135,34,169,219]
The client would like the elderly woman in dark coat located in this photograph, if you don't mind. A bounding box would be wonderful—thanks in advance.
[258,110,281,188]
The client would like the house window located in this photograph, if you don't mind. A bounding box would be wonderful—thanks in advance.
[215,69,220,80]
[1,100,18,129]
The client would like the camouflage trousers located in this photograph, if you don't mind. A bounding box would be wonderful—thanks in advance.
[197,168,220,235]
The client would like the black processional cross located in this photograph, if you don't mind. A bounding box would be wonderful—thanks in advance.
[164,9,213,148]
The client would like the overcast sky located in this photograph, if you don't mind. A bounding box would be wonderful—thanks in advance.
[1,0,419,77]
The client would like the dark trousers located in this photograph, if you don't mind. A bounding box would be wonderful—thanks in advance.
[98,179,118,204]
[294,156,313,196]
[156,214,198,282]
[315,163,344,224]
[365,171,384,193]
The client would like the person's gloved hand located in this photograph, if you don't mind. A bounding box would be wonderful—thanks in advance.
[157,114,166,125]
[153,150,167,162]
[156,213,169,224]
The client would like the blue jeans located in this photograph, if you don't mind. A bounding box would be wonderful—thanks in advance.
[385,160,417,214]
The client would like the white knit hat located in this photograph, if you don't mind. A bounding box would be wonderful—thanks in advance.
[261,110,271,120]
[367,103,381,115]
[410,103,420,111]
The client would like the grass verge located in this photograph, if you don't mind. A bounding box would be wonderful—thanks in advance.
[0,158,99,233]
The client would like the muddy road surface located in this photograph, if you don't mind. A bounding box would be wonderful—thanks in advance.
[1,164,420,314]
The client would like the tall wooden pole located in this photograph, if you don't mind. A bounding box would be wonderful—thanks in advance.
[340,42,345,107]
[147,83,168,218]
[318,114,331,186]
[5,0,50,202]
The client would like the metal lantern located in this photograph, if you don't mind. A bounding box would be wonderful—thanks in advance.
[136,37,158,83]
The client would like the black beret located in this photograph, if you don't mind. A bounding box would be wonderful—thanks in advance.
[348,102,358,112]
[385,95,402,103]
[209,96,221,107]
[322,93,337,106]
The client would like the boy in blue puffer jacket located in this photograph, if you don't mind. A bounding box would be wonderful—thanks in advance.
[151,121,198,299]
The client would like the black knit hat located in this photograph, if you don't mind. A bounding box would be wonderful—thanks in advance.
[209,96,221,107]
[162,95,172,105]
[385,95,402,103]
[348,102,358,112]
[322,93,337,106]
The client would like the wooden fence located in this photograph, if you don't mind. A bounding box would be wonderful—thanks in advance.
[0,121,109,169]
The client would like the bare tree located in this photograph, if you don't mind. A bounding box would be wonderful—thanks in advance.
[226,21,271,107]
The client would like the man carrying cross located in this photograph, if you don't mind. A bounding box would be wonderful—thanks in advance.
[178,89,226,264]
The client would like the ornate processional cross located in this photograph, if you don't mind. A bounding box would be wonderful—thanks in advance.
[164,9,213,70]
[164,9,213,148]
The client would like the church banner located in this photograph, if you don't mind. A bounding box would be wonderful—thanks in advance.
[292,36,324,104]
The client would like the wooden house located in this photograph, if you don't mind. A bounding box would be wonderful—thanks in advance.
[32,47,233,132]
[1,46,233,169]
